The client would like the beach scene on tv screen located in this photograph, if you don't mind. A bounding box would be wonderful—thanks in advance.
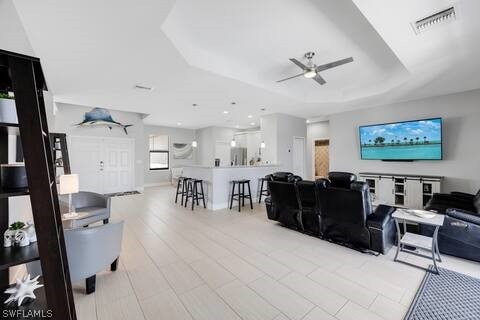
[360,119,442,160]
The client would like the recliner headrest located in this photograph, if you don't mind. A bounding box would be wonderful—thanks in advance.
[315,178,330,189]
[289,175,303,183]
[474,189,480,213]
[272,172,294,182]
[328,171,357,189]
[350,181,369,192]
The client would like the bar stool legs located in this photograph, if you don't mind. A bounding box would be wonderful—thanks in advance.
[175,177,189,205]
[184,179,206,211]
[258,177,269,203]
[230,180,253,212]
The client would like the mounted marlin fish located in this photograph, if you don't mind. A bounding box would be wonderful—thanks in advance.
[75,108,132,134]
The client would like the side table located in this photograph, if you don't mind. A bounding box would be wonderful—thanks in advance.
[392,209,445,274]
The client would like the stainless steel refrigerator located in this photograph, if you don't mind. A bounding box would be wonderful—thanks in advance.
[230,147,247,166]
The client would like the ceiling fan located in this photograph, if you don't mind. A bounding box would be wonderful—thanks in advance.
[276,52,353,85]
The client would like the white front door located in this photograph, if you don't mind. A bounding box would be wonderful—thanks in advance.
[103,139,134,194]
[69,136,104,193]
[69,136,134,194]
[293,137,306,177]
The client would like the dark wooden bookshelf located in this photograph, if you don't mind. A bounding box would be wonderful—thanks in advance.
[0,122,19,128]
[0,243,40,271]
[0,48,76,319]
[0,279,47,320]
[0,187,29,199]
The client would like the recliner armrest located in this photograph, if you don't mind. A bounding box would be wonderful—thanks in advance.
[429,193,472,205]
[446,208,480,226]
[450,192,475,201]
[367,205,395,230]
[426,193,475,212]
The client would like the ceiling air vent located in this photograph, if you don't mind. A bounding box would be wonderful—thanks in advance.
[133,84,154,91]
[412,6,456,34]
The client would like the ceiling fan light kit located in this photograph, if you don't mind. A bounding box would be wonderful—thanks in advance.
[303,69,317,79]
[276,51,353,85]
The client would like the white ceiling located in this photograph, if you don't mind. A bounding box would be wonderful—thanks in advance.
[12,0,480,129]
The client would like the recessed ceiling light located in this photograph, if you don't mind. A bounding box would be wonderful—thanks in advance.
[177,122,182,126]
[306,119,310,123]
[133,84,153,91]
[247,115,253,118]
[231,102,236,105]
[250,122,255,126]
[223,110,229,114]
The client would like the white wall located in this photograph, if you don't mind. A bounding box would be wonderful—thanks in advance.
[329,89,480,193]
[306,121,330,179]
[195,126,238,166]
[54,103,145,189]
[144,125,196,185]
[260,113,307,172]
[260,114,278,165]
[0,0,34,56]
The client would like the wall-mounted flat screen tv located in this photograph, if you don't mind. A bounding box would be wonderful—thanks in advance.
[359,118,442,160]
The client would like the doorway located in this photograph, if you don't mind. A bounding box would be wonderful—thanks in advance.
[69,136,135,194]
[313,139,329,179]
[293,136,306,177]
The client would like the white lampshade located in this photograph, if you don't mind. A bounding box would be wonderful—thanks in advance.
[260,141,266,149]
[59,174,79,195]
[230,139,236,147]
[192,140,198,148]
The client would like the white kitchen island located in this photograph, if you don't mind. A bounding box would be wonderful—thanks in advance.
[182,164,281,210]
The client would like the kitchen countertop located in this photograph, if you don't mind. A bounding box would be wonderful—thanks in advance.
[182,164,281,169]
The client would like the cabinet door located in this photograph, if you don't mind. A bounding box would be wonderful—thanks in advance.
[431,181,441,193]
[405,179,423,209]
[378,177,395,205]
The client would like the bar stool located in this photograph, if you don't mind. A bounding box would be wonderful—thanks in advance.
[258,176,270,203]
[175,177,190,205]
[230,179,253,212]
[184,179,206,210]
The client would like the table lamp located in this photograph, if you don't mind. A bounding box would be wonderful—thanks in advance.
[59,174,79,217]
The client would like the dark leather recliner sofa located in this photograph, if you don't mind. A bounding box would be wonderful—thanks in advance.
[265,171,396,254]
[422,189,480,262]
[319,172,396,254]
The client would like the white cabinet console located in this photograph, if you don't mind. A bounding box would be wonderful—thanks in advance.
[359,172,443,209]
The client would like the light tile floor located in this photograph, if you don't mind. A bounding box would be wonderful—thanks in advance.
[73,186,480,320]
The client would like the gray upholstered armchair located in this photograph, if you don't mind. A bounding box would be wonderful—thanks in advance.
[28,221,124,294]
[60,191,111,229]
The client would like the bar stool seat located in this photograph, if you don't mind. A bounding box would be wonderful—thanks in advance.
[258,176,270,203]
[175,177,191,205]
[184,179,206,210]
[230,179,253,212]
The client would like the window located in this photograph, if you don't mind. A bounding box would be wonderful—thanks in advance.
[149,135,169,170]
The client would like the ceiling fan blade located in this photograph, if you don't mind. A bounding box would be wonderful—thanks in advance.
[289,58,307,70]
[276,73,304,83]
[316,57,353,72]
[313,74,326,85]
